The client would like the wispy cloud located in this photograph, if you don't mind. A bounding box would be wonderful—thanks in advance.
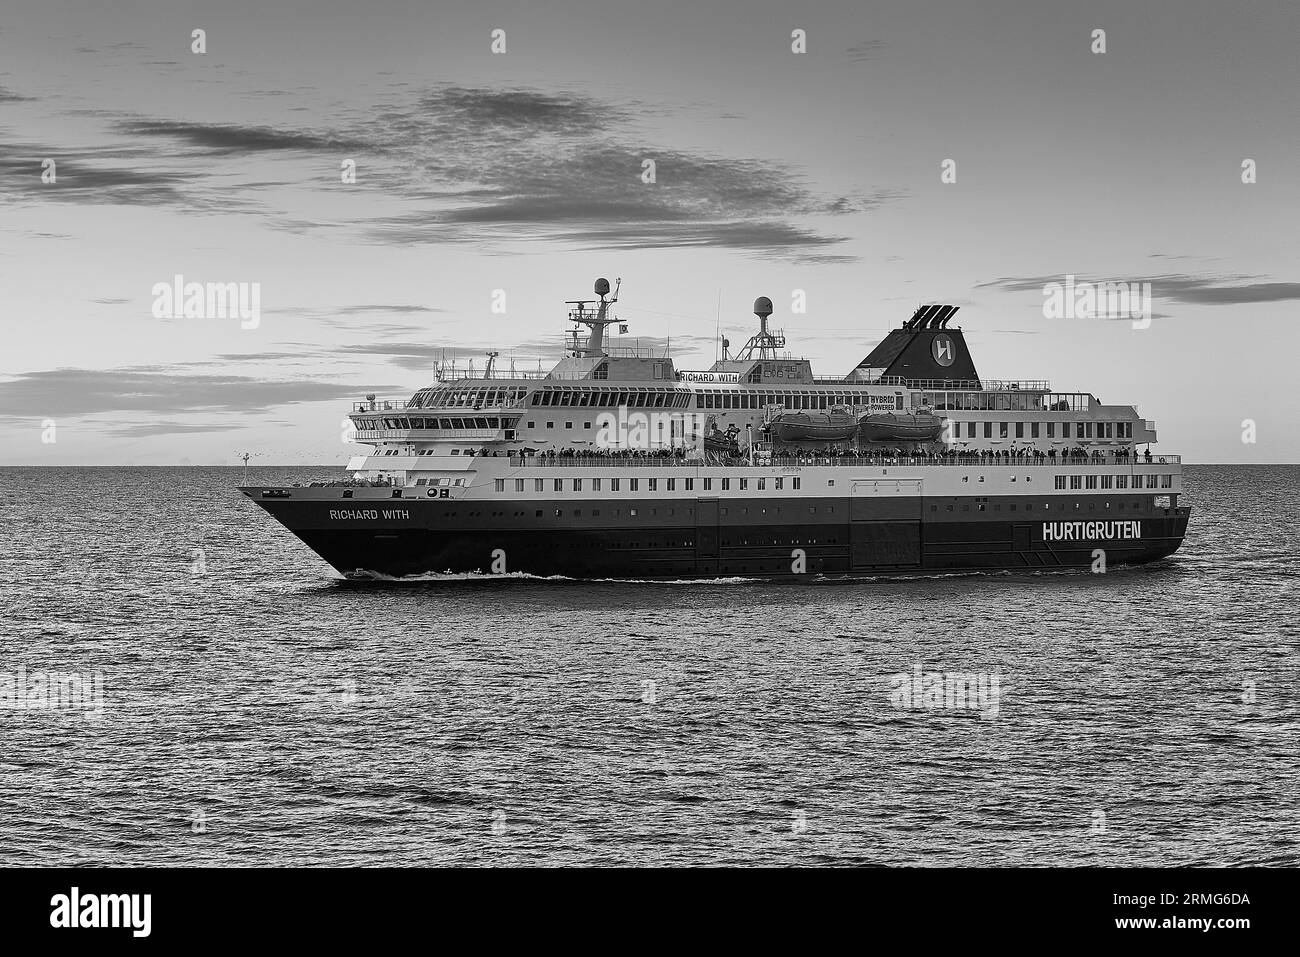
[980,273,1300,307]
[0,368,402,417]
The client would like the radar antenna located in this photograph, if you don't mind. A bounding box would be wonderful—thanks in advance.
[734,296,786,361]
[566,277,623,357]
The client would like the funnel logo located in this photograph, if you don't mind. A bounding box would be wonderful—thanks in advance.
[932,334,955,366]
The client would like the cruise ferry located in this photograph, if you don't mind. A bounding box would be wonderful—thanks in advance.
[242,278,1191,579]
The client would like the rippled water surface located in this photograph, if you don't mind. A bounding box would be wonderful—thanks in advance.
[1,465,1296,866]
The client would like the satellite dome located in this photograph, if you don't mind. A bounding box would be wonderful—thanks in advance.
[753,296,773,317]
[595,278,611,295]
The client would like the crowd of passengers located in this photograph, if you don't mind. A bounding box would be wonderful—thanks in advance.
[487,445,1153,462]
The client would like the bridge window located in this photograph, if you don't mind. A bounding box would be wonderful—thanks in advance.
[1070,475,1082,489]
[1085,475,1098,489]
[1116,475,1128,489]
[1161,474,1173,488]
[1101,475,1113,489]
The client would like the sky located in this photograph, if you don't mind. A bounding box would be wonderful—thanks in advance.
[1,0,1297,464]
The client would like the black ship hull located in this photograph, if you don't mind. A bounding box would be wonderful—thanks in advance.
[244,489,1191,580]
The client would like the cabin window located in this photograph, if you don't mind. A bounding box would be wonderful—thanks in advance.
[739,479,748,490]
[1101,475,1113,489]
[792,478,801,490]
[685,479,694,491]
[1015,422,1024,438]
[1055,475,1067,490]
[535,479,544,491]
[1085,475,1098,489]
[611,478,620,491]
[999,422,1009,439]
[514,479,524,492]
[573,479,582,492]
[494,480,504,492]
[704,478,713,491]
[1146,474,1159,488]
[593,478,602,491]
[1070,475,1082,490]
[983,423,993,439]
[1047,423,1055,438]
[1161,474,1172,488]
[758,478,766,491]
[1116,475,1128,489]
[722,478,731,490]
[630,479,639,491]
[775,478,783,490]
[667,479,676,491]
[648,479,658,491]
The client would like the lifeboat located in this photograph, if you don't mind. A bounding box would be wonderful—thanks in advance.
[769,410,859,442]
[859,411,944,442]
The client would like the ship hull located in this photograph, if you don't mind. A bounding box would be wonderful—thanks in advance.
[244,490,1191,580]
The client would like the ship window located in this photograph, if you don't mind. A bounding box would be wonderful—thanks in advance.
[1070,475,1082,489]
[1116,475,1128,488]
[494,479,505,492]
[611,478,620,491]
[739,479,748,490]
[758,478,766,491]
[1146,474,1159,488]
[593,478,602,491]
[999,422,1009,439]
[535,479,544,492]
[1015,422,1024,438]
[792,478,801,490]
[1031,422,1039,438]
[573,479,582,492]
[1063,423,1072,438]
[1101,475,1113,489]
[630,479,639,491]
[554,479,563,492]
[451,449,459,455]
[1047,422,1055,438]
[828,480,835,487]
[630,508,637,516]
[722,479,731,490]
[565,422,573,429]
[648,479,657,491]
[527,422,534,429]
[775,478,783,490]
[536,510,543,517]
[1054,475,1066,489]
[1085,475,1098,489]
[584,422,592,429]
[704,478,713,491]
[667,479,675,491]
[1161,474,1172,488]
[546,422,554,429]
[685,479,694,491]
[515,479,524,492]
[983,423,992,439]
